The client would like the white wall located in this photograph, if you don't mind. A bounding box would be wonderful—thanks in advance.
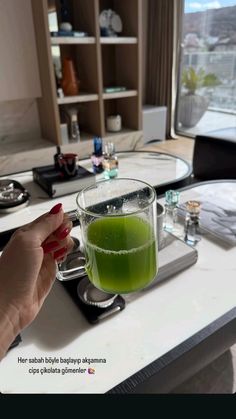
[0,0,42,149]
[0,0,41,101]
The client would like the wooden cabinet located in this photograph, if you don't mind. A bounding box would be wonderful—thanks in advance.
[31,0,142,145]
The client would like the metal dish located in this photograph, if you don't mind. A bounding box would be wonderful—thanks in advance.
[77,277,118,308]
[0,179,30,213]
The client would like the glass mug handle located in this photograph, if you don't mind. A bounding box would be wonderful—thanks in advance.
[56,257,86,281]
[57,205,119,282]
[56,209,87,282]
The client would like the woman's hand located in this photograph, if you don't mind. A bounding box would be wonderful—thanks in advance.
[0,203,74,358]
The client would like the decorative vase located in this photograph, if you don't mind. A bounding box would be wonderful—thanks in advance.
[61,58,79,96]
[179,94,209,128]
[60,0,71,23]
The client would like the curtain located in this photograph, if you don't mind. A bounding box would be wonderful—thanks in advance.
[146,0,184,138]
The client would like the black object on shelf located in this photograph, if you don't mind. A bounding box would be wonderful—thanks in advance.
[60,0,72,24]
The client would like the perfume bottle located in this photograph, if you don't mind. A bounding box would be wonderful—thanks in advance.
[54,146,63,170]
[102,142,119,179]
[184,201,201,246]
[164,190,180,232]
[70,113,80,141]
[66,108,80,142]
[94,136,103,156]
[91,137,104,174]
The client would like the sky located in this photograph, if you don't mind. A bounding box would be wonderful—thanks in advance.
[185,0,236,13]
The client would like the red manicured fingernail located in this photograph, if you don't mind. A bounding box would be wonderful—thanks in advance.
[53,246,67,260]
[49,203,62,215]
[58,227,70,240]
[42,241,59,253]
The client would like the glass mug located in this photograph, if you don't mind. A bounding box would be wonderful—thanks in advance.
[57,178,158,294]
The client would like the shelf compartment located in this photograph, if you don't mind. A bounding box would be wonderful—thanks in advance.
[52,0,97,37]
[100,37,137,44]
[99,0,139,37]
[51,37,96,45]
[103,90,137,100]
[57,93,99,105]
[59,99,103,139]
[104,97,140,132]
[57,44,99,96]
[67,101,102,137]
[102,44,139,91]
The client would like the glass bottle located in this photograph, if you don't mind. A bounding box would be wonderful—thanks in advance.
[54,146,62,170]
[94,137,103,156]
[164,190,180,232]
[102,142,119,179]
[70,112,80,142]
[184,201,201,246]
[91,137,104,174]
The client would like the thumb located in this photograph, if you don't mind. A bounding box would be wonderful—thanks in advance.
[27,203,64,244]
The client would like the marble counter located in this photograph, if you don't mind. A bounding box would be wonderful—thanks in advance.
[0,152,191,232]
[0,130,144,176]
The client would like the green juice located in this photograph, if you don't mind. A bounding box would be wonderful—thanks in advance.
[85,215,158,294]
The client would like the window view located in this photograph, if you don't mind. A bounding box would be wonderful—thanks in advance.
[176,0,236,137]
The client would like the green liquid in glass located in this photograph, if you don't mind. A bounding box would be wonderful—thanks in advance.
[85,215,158,294]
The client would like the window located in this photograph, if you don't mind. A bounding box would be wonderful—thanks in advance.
[176,0,236,137]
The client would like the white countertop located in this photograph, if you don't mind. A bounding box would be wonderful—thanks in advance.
[0,176,236,393]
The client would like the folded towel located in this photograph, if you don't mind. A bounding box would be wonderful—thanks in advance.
[213,216,236,236]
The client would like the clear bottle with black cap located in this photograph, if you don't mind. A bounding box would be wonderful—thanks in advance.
[184,201,201,245]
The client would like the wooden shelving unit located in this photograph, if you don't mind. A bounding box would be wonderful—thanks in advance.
[100,37,138,44]
[51,36,96,44]
[57,93,99,104]
[103,90,138,100]
[31,0,142,146]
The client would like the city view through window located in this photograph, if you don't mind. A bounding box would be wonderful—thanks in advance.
[176,0,236,137]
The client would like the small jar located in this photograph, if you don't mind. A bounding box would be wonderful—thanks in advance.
[106,115,122,132]
[102,142,119,179]
[164,190,180,233]
[184,201,201,246]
